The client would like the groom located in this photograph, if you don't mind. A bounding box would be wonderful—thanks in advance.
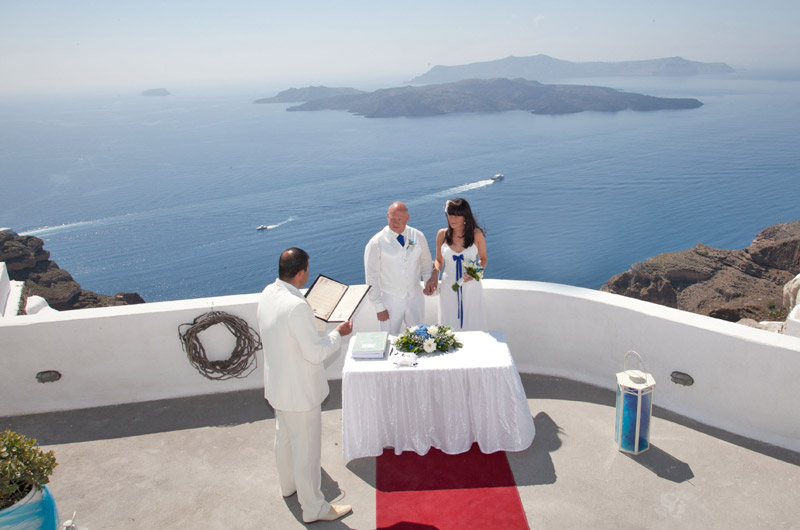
[364,201,438,334]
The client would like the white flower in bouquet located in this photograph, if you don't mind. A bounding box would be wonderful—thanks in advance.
[452,259,485,291]
[427,325,440,336]
[423,338,436,353]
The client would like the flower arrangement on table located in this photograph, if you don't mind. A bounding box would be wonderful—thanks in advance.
[452,259,484,291]
[394,325,462,354]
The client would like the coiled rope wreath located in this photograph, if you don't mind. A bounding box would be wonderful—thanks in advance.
[178,311,262,380]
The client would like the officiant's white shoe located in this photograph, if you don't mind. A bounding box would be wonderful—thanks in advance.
[305,504,352,523]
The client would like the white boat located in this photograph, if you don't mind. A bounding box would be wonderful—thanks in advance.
[256,225,269,230]
[491,173,504,182]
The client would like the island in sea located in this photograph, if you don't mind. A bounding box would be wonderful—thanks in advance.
[271,78,702,118]
[407,54,735,84]
[141,88,170,97]
[254,86,364,103]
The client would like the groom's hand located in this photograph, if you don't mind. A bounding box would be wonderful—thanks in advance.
[377,310,389,322]
[423,277,438,295]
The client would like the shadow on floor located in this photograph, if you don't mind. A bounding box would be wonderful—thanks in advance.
[2,375,798,467]
[280,468,353,528]
[0,381,345,446]
[626,445,695,483]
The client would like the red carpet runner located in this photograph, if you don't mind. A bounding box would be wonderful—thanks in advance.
[376,443,529,530]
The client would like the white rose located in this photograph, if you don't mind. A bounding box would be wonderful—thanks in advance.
[446,329,454,337]
[423,338,436,353]
[427,325,439,336]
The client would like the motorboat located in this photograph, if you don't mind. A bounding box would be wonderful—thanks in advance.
[491,173,504,182]
[256,225,269,230]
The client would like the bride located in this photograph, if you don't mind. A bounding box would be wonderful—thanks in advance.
[433,198,488,330]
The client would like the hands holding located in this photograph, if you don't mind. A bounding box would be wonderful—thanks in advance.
[376,310,390,322]
[423,277,439,295]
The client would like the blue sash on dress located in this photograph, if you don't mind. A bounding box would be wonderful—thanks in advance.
[453,254,464,328]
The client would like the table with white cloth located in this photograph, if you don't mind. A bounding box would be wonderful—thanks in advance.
[341,330,535,461]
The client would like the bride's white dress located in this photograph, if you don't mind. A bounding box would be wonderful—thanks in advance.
[438,243,487,331]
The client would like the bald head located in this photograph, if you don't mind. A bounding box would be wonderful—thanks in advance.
[387,202,410,234]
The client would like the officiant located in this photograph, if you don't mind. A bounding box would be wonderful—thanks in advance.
[364,201,438,334]
[256,247,354,524]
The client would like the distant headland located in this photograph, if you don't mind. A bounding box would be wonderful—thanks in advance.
[254,86,364,104]
[276,78,702,118]
[408,54,735,84]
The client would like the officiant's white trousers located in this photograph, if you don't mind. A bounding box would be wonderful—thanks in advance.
[274,407,330,522]
[380,291,424,335]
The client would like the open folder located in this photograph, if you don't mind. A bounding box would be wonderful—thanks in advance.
[304,274,370,322]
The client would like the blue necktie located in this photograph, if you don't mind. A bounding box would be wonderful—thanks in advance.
[397,234,405,247]
[453,254,464,328]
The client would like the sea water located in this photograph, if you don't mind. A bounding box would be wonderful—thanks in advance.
[1,76,798,302]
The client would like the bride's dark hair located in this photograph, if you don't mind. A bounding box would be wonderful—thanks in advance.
[444,198,484,248]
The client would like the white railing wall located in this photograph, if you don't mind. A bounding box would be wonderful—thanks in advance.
[786,304,800,338]
[1,280,799,452]
[486,280,800,453]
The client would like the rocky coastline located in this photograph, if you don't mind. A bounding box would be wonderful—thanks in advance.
[601,220,800,323]
[0,231,144,312]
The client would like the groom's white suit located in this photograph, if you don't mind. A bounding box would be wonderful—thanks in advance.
[365,223,434,334]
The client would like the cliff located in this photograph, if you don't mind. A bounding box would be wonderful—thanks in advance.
[408,55,735,84]
[0,231,144,311]
[286,78,702,118]
[601,220,800,322]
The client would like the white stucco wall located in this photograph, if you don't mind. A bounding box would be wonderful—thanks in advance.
[785,305,800,338]
[0,263,14,317]
[2,280,799,452]
[482,280,800,452]
[0,291,381,416]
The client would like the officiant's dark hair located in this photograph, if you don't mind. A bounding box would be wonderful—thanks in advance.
[445,198,484,248]
[279,247,309,280]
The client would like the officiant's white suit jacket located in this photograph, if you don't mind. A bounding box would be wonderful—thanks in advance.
[256,279,342,412]
[364,225,433,313]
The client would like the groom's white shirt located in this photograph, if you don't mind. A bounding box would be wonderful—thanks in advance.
[364,225,433,313]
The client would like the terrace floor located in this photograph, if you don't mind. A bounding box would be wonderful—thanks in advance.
[2,375,799,530]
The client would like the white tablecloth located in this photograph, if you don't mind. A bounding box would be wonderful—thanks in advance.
[341,330,535,461]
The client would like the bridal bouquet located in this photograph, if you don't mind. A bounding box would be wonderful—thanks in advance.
[394,325,462,354]
[452,259,484,291]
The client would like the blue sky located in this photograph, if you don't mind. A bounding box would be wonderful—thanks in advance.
[1,0,798,94]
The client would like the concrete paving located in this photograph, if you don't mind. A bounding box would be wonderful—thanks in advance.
[3,375,799,530]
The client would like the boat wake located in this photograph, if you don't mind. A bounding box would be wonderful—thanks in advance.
[437,179,495,197]
[257,216,295,231]
[21,217,124,236]
[406,179,495,210]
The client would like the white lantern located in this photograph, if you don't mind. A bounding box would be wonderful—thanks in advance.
[615,350,656,454]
